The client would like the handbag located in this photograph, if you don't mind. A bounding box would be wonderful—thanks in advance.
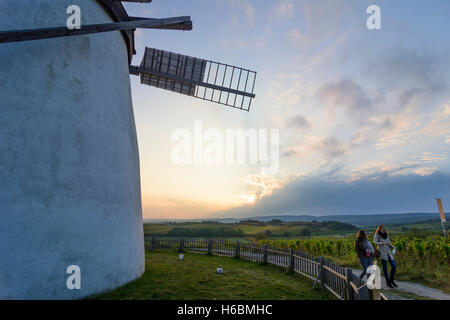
[373,249,381,258]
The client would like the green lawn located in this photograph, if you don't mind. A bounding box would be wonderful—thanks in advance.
[91,252,333,300]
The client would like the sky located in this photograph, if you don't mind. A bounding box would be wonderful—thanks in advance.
[123,0,450,219]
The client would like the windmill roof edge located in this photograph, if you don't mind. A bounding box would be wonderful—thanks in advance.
[97,0,135,63]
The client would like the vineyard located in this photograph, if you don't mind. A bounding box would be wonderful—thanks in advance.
[255,235,450,293]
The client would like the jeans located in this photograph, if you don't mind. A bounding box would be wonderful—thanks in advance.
[358,257,373,279]
[381,257,397,282]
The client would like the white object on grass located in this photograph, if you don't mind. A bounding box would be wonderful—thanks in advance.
[179,254,184,261]
[216,267,223,274]
[392,248,396,255]
[366,265,381,290]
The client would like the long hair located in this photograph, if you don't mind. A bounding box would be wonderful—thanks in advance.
[375,225,388,239]
[356,230,367,240]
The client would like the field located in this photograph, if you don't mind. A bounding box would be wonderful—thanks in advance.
[91,252,333,300]
[144,220,358,239]
[143,218,445,240]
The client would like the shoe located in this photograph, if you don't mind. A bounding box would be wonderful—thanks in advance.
[391,280,398,287]
[386,280,394,288]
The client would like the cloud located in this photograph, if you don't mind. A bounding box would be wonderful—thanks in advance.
[284,0,353,50]
[316,78,373,122]
[283,135,348,163]
[267,76,307,106]
[220,36,267,50]
[317,136,348,164]
[369,48,447,91]
[237,174,295,206]
[215,171,450,218]
[288,115,311,129]
[274,0,294,20]
[366,47,450,117]
[244,2,256,25]
[276,47,450,183]
[341,161,436,182]
[227,0,256,26]
[286,28,305,47]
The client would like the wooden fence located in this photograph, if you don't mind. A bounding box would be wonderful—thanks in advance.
[144,236,387,300]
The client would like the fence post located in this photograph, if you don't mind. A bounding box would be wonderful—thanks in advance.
[235,241,240,259]
[287,248,294,273]
[150,237,155,252]
[369,288,381,300]
[179,239,185,252]
[207,239,213,255]
[263,244,268,264]
[319,256,325,288]
[358,282,370,300]
[345,268,354,300]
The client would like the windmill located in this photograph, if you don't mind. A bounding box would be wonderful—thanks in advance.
[0,1,257,111]
[0,0,256,299]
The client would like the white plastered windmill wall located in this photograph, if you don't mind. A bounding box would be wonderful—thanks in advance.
[0,0,144,299]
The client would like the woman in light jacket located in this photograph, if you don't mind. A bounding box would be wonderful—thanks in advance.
[374,225,397,288]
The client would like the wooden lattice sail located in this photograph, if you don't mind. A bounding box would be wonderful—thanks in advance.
[130,48,257,111]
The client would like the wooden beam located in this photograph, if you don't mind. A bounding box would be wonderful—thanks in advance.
[0,16,192,44]
[129,65,141,76]
[128,17,192,30]
[131,66,256,99]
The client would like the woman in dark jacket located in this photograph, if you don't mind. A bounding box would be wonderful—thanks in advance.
[355,230,374,279]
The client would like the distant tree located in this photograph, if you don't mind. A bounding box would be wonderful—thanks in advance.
[320,221,357,231]
[270,219,283,225]
[301,228,312,237]
[255,232,267,240]
[240,220,263,225]
[166,226,245,238]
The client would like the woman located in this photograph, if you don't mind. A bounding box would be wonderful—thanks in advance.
[354,230,374,280]
[374,225,397,288]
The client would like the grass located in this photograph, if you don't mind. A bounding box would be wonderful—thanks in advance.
[388,263,450,294]
[91,252,333,300]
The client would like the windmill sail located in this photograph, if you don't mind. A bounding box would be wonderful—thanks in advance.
[138,47,207,96]
[130,47,257,111]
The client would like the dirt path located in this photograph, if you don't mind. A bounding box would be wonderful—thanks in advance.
[351,268,450,300]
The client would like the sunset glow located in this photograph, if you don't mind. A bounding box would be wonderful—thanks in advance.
[123,0,450,220]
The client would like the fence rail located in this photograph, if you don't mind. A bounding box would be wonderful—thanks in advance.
[144,236,383,300]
